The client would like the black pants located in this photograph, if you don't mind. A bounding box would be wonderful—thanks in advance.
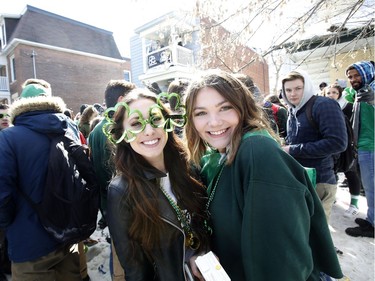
[345,164,361,196]
[0,229,11,275]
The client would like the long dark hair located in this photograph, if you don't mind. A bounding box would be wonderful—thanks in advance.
[109,88,209,251]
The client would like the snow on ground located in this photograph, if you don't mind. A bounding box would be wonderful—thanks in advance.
[87,226,112,281]
[329,174,375,281]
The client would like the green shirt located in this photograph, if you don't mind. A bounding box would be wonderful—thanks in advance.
[358,102,374,151]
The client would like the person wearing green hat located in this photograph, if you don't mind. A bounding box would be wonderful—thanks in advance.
[19,78,52,99]
[0,79,83,280]
[19,84,51,98]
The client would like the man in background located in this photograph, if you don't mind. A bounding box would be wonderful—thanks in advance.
[281,70,347,222]
[344,61,374,238]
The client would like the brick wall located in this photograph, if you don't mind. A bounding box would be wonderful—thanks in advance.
[9,44,131,114]
[199,17,270,96]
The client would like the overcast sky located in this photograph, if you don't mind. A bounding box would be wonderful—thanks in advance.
[0,0,196,57]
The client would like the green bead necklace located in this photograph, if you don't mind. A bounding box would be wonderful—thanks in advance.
[206,164,225,210]
[202,163,225,236]
[159,185,200,250]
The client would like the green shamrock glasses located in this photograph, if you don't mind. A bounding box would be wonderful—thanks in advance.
[103,92,186,144]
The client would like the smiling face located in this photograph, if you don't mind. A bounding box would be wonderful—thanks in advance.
[192,87,239,153]
[124,98,168,170]
[346,68,362,91]
[284,78,304,106]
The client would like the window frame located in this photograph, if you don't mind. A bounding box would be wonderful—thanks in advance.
[124,70,131,82]
[0,21,6,49]
[9,54,16,82]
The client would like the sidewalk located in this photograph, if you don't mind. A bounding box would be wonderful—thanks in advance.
[330,175,375,281]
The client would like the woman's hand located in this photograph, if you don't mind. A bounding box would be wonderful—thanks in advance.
[189,252,221,281]
[189,255,205,281]
[282,145,290,154]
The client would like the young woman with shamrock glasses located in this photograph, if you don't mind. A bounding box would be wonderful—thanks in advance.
[103,88,210,281]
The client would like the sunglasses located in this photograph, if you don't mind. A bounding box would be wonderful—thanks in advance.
[0,114,9,118]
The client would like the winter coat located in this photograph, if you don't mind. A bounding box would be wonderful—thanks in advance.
[200,130,343,281]
[344,61,374,151]
[282,70,347,184]
[0,96,80,262]
[263,101,288,138]
[107,171,205,281]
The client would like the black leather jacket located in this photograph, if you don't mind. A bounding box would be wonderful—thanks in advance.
[107,170,196,281]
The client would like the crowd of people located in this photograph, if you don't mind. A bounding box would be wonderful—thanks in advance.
[0,60,373,281]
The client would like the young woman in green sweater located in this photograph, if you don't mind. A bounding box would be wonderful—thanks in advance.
[184,69,343,281]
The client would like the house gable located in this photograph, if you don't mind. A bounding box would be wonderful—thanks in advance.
[7,5,122,59]
[0,5,131,112]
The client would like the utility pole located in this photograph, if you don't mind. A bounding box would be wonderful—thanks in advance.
[31,49,37,78]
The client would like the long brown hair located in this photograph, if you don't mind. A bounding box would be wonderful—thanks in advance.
[109,88,209,251]
[80,105,98,124]
[184,69,277,166]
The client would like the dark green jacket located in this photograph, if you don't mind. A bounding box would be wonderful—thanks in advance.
[88,119,113,214]
[200,130,343,281]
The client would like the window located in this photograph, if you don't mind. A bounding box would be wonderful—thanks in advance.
[124,70,131,82]
[0,65,6,76]
[10,54,16,82]
[0,22,6,49]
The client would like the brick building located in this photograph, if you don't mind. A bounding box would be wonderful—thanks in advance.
[0,5,131,113]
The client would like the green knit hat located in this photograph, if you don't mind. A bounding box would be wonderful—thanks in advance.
[20,84,51,98]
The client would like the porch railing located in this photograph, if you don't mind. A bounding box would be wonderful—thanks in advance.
[145,45,194,71]
[0,76,9,91]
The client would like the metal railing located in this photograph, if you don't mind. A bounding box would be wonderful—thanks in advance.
[0,76,9,91]
[145,45,194,71]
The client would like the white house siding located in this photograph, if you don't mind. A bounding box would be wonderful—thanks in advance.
[130,35,144,88]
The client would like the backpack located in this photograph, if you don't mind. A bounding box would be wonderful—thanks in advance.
[263,102,279,134]
[305,96,357,173]
[17,132,100,245]
[271,104,279,124]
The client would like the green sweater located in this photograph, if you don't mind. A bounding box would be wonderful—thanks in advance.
[200,131,343,281]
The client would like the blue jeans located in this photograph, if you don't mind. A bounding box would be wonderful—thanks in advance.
[358,150,374,226]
